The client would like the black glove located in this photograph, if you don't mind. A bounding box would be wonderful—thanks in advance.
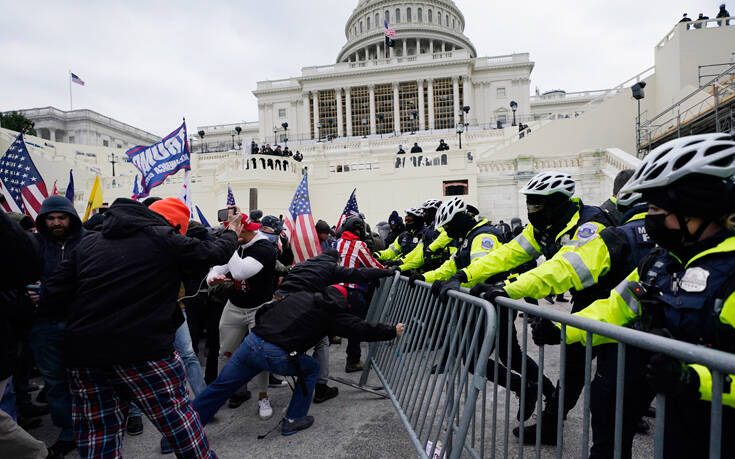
[469,282,507,303]
[645,353,700,399]
[408,273,425,288]
[430,272,466,303]
[382,260,400,268]
[531,318,562,346]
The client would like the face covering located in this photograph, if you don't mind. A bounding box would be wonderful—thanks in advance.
[644,213,683,251]
[444,212,473,239]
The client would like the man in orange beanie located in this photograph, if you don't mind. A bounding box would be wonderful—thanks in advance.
[149,197,191,235]
[41,197,242,458]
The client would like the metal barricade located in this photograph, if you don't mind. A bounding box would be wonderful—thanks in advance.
[484,295,735,459]
[357,273,497,459]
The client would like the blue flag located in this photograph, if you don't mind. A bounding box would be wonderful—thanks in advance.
[64,169,74,202]
[131,175,139,200]
[196,205,210,227]
[126,121,189,198]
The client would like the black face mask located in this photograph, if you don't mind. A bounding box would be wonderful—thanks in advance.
[444,212,474,239]
[644,213,683,251]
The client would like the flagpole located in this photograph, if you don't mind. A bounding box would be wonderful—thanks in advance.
[69,70,72,110]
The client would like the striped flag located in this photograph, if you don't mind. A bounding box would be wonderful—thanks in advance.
[71,72,85,86]
[284,173,321,263]
[384,20,396,38]
[131,175,140,200]
[335,188,360,230]
[0,132,49,219]
[226,184,236,206]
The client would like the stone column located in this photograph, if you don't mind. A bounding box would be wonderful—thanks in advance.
[369,84,376,135]
[428,79,435,130]
[442,41,446,52]
[258,103,266,142]
[452,76,460,126]
[48,128,57,142]
[312,92,320,140]
[417,79,425,131]
[429,40,434,54]
[402,39,407,57]
[345,87,353,136]
[302,93,311,139]
[336,88,344,137]
[393,82,401,134]
[416,38,420,55]
[375,43,380,60]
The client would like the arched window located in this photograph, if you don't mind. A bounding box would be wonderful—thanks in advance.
[445,14,449,26]
[428,9,432,23]
[435,10,440,23]
[359,21,363,33]
[367,16,370,30]
[407,7,411,22]
[418,8,423,22]
[385,10,390,24]
[395,8,400,23]
[376,13,380,27]
[453,18,456,29]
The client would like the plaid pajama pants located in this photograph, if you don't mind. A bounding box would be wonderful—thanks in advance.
[67,352,216,459]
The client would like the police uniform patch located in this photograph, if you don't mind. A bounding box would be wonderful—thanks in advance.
[576,223,599,240]
[481,237,494,250]
[679,267,709,293]
[412,237,419,244]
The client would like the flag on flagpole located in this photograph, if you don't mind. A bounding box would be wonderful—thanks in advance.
[226,184,236,206]
[127,121,189,198]
[0,132,49,219]
[178,170,194,216]
[71,72,85,86]
[131,175,140,200]
[284,174,321,263]
[83,176,103,221]
[65,169,74,202]
[52,180,59,196]
[196,205,211,227]
[335,188,360,230]
[384,20,396,37]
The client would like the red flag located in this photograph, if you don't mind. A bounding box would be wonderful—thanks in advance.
[52,180,59,195]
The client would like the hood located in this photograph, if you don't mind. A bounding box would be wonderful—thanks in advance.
[340,230,360,242]
[101,198,172,238]
[36,195,82,237]
[240,231,269,249]
[313,248,339,263]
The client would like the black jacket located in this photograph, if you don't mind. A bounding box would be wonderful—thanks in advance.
[275,250,390,296]
[225,234,277,309]
[410,145,423,153]
[1,211,42,379]
[41,198,238,367]
[254,288,396,354]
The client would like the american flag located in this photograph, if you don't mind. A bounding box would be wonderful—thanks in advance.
[335,188,360,230]
[71,72,85,86]
[0,133,48,219]
[284,173,322,263]
[226,184,236,206]
[384,20,396,38]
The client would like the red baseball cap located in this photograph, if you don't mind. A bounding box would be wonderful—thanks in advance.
[241,214,261,231]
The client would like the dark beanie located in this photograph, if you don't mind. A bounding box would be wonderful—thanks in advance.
[389,210,402,225]
[315,219,331,234]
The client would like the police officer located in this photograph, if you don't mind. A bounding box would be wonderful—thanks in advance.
[534,133,735,457]
[376,207,426,265]
[449,171,614,442]
[399,199,455,273]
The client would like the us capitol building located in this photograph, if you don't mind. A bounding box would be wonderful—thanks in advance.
[3,0,734,224]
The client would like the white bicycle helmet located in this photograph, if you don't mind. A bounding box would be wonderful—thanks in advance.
[434,197,467,229]
[405,207,424,218]
[421,199,442,210]
[620,133,735,194]
[520,171,575,197]
[615,189,643,209]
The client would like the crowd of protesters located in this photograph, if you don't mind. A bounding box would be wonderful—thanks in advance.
[3,132,735,458]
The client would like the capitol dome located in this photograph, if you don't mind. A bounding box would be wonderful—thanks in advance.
[337,0,477,63]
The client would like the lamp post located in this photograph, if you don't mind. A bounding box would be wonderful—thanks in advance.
[281,122,289,147]
[377,113,385,139]
[361,118,368,138]
[317,122,322,142]
[461,105,470,131]
[509,100,518,126]
[631,82,647,157]
[108,153,118,177]
[198,130,205,153]
[273,126,279,145]
[456,123,465,149]
[230,129,236,150]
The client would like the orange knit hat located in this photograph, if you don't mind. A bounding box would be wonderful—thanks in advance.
[149,197,190,235]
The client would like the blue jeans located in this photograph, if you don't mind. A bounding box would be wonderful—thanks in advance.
[0,376,17,420]
[193,333,319,425]
[129,317,206,418]
[29,320,74,442]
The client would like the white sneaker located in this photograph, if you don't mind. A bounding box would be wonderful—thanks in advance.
[258,397,273,420]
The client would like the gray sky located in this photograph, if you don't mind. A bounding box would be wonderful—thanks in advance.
[0,0,721,137]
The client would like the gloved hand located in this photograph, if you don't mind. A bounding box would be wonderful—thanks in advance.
[531,318,562,346]
[469,282,507,303]
[382,260,400,268]
[645,353,700,399]
[430,273,466,303]
[408,273,425,288]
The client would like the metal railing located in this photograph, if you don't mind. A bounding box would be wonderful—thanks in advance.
[353,274,497,459]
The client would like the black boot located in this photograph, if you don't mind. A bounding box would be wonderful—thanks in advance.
[508,375,538,422]
[513,399,559,446]
[313,383,339,404]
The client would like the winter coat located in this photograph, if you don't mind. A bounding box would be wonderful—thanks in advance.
[41,198,238,367]
[254,286,395,354]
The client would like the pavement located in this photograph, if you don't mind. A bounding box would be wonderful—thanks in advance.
[23,298,658,458]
